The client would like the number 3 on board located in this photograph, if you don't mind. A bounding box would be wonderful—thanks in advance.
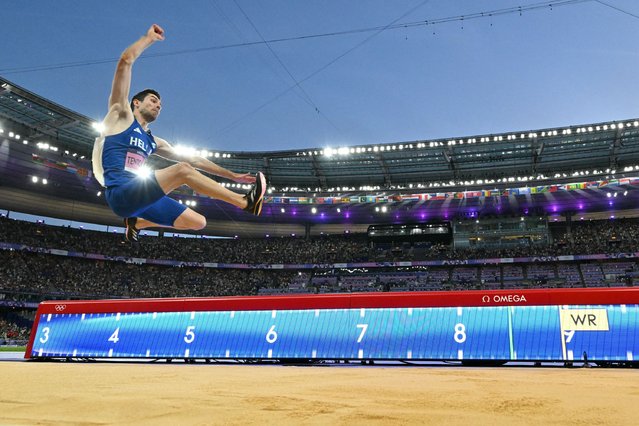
[39,327,50,344]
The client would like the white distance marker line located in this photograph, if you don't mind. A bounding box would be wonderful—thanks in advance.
[312,350,317,358]
[225,349,230,358]
[628,351,634,361]
[185,349,190,358]
[457,349,463,360]
[108,349,113,358]
[191,311,195,320]
[230,311,235,318]
[272,310,277,319]
[621,304,627,314]
[116,313,120,321]
[38,349,43,357]
[315,309,320,317]
[358,349,364,359]
[267,349,273,358]
[457,307,463,316]
[73,349,77,357]
[407,350,412,359]
[360,308,365,318]
[47,314,51,322]
[81,314,85,321]
[567,350,574,361]
[408,308,413,316]
[152,312,157,319]
[146,349,151,357]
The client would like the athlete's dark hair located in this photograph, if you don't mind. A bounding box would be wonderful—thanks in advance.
[130,89,161,111]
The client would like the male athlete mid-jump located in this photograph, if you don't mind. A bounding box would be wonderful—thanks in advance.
[92,24,266,242]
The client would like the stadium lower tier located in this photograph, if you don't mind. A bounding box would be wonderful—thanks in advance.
[26,288,639,364]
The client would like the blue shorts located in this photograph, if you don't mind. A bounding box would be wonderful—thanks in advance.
[105,174,187,227]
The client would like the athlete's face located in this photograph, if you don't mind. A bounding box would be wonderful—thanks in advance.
[136,94,162,123]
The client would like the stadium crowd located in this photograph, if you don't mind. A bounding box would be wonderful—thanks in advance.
[0,317,30,345]
[2,216,639,265]
[0,216,637,300]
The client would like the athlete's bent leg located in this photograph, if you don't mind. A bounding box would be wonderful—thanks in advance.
[154,163,247,209]
[173,208,206,230]
[132,215,204,231]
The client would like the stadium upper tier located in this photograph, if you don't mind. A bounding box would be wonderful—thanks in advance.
[2,76,639,232]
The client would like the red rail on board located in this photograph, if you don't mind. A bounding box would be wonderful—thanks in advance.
[33,287,639,315]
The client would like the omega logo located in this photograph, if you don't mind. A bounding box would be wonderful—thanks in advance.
[482,295,527,303]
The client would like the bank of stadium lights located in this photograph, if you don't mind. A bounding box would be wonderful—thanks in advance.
[173,145,231,159]
[330,121,636,157]
[91,122,105,133]
[134,165,152,180]
[36,142,58,152]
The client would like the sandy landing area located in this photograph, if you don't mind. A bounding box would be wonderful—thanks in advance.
[0,361,638,425]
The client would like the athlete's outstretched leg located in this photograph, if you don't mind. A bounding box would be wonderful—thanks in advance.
[155,163,248,208]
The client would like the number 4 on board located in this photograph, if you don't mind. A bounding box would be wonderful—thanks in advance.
[108,328,120,344]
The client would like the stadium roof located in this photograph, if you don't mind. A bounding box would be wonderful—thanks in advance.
[2,76,639,235]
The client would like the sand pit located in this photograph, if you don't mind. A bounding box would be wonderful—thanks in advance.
[0,361,637,425]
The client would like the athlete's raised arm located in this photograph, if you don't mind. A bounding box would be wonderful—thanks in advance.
[108,24,164,114]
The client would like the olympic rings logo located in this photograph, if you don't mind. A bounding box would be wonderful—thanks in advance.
[54,304,67,311]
